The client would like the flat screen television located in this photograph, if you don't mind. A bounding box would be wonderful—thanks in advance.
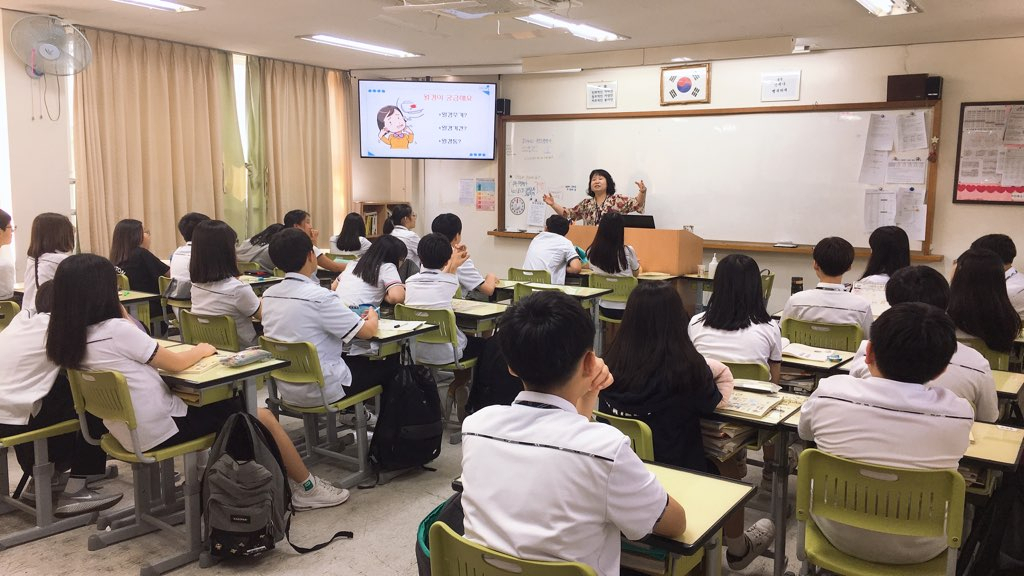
[358,80,497,160]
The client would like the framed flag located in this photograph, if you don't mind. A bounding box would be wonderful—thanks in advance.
[660,63,711,106]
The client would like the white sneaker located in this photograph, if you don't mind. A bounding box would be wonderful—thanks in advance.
[339,408,377,428]
[291,476,350,511]
[726,518,775,570]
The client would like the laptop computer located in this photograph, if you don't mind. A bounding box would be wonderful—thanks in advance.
[621,214,655,229]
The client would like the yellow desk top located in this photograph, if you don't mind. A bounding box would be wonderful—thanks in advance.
[781,348,855,371]
[994,370,1024,398]
[524,282,611,299]
[963,422,1024,468]
[119,290,161,304]
[714,391,806,428]
[158,343,287,387]
[495,279,521,289]
[239,275,283,286]
[682,274,714,282]
[451,299,509,319]
[638,272,679,281]
[368,320,439,343]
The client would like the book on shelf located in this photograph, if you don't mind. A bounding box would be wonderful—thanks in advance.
[716,390,784,418]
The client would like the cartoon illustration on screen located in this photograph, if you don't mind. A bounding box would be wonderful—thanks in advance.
[377,105,415,149]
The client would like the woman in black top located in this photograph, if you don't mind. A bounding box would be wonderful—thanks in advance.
[109,219,168,313]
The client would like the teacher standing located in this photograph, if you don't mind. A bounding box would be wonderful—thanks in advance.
[543,169,647,226]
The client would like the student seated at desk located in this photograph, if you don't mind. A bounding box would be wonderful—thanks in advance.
[283,209,346,274]
[858,225,910,285]
[46,253,350,510]
[587,212,641,321]
[262,229,383,406]
[333,234,406,308]
[110,218,169,318]
[799,302,973,565]
[384,204,421,268]
[949,248,1022,354]
[189,220,262,349]
[522,214,582,285]
[782,236,872,338]
[0,208,14,300]
[847,266,999,422]
[601,281,774,570]
[461,291,686,576]
[431,213,497,297]
[168,212,209,289]
[970,233,1024,319]
[330,212,372,258]
[22,212,75,313]
[0,281,122,517]
[236,223,284,273]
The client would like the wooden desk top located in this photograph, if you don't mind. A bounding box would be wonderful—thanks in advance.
[159,343,288,389]
[451,299,509,320]
[781,349,855,371]
[714,391,807,429]
[524,282,611,299]
[963,422,1024,469]
[993,370,1024,399]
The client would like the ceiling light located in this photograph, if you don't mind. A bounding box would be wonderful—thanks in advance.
[299,35,422,58]
[671,57,692,63]
[110,0,202,12]
[853,0,921,17]
[515,13,627,42]
[792,45,810,53]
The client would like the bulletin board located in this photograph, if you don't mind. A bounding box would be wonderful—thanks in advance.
[953,101,1024,205]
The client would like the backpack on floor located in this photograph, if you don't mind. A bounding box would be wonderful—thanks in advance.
[465,336,523,415]
[202,412,352,559]
[370,344,444,473]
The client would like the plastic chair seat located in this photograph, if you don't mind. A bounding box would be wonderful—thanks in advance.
[781,318,863,352]
[179,310,240,352]
[0,420,80,448]
[507,268,552,284]
[594,410,654,460]
[429,522,597,576]
[804,520,949,576]
[280,385,384,415]
[0,300,22,332]
[100,433,215,464]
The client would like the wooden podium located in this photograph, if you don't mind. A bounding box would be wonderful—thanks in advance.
[565,226,704,276]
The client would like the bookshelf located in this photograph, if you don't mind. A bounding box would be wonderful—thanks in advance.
[357,202,406,240]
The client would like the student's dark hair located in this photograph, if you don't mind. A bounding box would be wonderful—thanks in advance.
[498,291,593,392]
[885,266,949,309]
[189,220,239,283]
[27,212,75,292]
[283,209,310,229]
[376,105,404,130]
[0,208,10,231]
[417,233,453,270]
[250,223,285,247]
[970,234,1016,266]
[109,219,144,266]
[948,248,1022,352]
[870,302,956,384]
[46,254,123,369]
[177,212,209,242]
[812,236,855,277]
[587,212,627,273]
[701,254,772,330]
[605,281,708,396]
[431,213,463,243]
[383,204,413,235]
[35,280,55,314]
[861,226,910,280]
[268,228,313,273]
[586,168,616,198]
[352,235,406,286]
[545,214,570,236]
[335,213,366,251]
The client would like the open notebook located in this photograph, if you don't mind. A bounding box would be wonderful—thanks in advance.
[782,343,837,362]
[717,390,784,418]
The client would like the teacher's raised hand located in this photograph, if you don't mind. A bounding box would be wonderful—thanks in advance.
[543,193,556,206]
[635,180,647,195]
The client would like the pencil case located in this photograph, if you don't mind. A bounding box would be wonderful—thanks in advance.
[220,348,273,367]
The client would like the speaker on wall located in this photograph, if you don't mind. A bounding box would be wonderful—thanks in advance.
[887,73,928,101]
[496,98,511,115]
[926,76,943,100]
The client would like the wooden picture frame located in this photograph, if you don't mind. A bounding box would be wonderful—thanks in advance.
[952,101,1024,205]
[660,63,711,106]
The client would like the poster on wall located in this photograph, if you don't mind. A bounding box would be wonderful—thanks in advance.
[953,101,1024,205]
[475,178,496,211]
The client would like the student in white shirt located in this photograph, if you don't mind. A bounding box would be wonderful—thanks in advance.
[189,220,262,349]
[330,212,373,258]
[334,234,406,308]
[431,213,497,297]
[168,212,209,288]
[22,212,75,313]
[262,229,382,407]
[384,204,421,268]
[0,209,14,300]
[47,253,350,510]
[799,302,973,565]
[971,233,1024,318]
[858,225,910,285]
[0,281,121,518]
[236,223,284,273]
[522,214,582,285]
[948,247,1022,354]
[587,212,641,320]
[283,209,346,274]
[783,236,873,338]
[461,290,686,576]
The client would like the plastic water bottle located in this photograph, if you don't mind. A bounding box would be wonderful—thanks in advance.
[708,253,718,278]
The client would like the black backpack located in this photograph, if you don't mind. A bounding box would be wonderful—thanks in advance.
[369,344,444,473]
[465,336,523,415]
[958,470,1024,575]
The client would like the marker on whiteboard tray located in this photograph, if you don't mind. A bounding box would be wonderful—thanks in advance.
[774,241,799,248]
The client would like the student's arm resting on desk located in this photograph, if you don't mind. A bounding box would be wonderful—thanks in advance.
[355,307,379,339]
[384,284,406,305]
[566,256,583,275]
[653,496,687,539]
[770,361,781,385]
[476,273,497,296]
[317,253,346,273]
[150,342,217,373]
[607,438,686,540]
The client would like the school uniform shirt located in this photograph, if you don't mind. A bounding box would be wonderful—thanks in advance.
[22,252,70,313]
[404,268,467,365]
[590,245,640,310]
[456,258,487,294]
[328,235,372,258]
[462,391,669,576]
[169,242,192,284]
[190,278,261,349]
[389,225,421,267]
[116,246,169,295]
[798,374,973,565]
[522,231,580,285]
[0,311,62,425]
[1006,267,1024,318]
[261,273,364,407]
[859,273,890,285]
[0,250,14,300]
[846,340,999,423]
[688,313,784,366]
[235,240,276,272]
[782,282,873,339]
[83,318,188,452]
[334,261,403,308]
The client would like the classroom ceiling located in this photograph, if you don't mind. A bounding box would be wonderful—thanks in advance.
[1,0,1024,75]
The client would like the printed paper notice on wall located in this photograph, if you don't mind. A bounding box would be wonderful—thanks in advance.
[760,71,801,102]
[586,82,617,109]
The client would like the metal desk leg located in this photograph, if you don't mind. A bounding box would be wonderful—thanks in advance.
[705,532,722,576]
[591,300,602,354]
[772,429,790,576]
[242,377,258,415]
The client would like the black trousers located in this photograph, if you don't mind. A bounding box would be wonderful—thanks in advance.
[152,397,244,451]
[343,353,401,397]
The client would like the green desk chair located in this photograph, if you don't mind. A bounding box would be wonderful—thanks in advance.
[117,273,131,291]
[722,361,772,382]
[157,276,190,337]
[0,420,99,550]
[236,261,261,272]
[179,310,240,352]
[512,282,561,303]
[258,337,382,488]
[588,274,638,324]
[68,368,214,576]
[593,410,654,460]
[958,338,1010,371]
[795,448,965,576]
[429,521,597,576]
[507,268,552,284]
[0,300,21,332]
[781,318,863,353]
[272,267,285,278]
[760,271,775,304]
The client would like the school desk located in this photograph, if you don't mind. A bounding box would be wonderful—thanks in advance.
[451,298,508,334]
[781,348,855,373]
[238,274,283,295]
[994,370,1024,399]
[962,422,1024,470]
[157,341,289,414]
[522,282,611,349]
[362,320,439,359]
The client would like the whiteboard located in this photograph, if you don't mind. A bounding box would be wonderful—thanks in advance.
[501,106,934,248]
